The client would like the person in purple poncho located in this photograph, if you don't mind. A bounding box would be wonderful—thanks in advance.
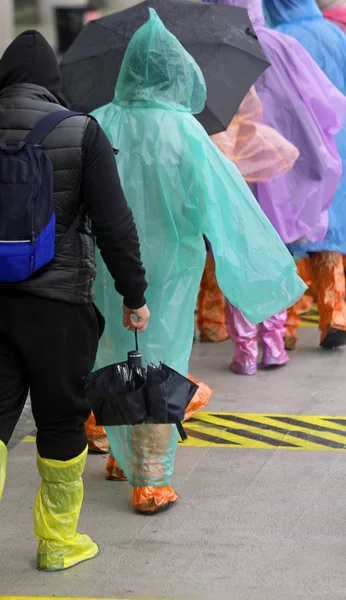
[263,0,346,353]
[203,0,346,372]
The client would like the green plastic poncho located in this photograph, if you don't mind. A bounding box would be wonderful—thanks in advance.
[92,9,305,377]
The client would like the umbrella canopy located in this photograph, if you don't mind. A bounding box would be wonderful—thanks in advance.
[87,354,198,430]
[61,0,269,134]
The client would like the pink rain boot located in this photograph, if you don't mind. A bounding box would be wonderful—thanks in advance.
[226,303,258,375]
[259,310,289,368]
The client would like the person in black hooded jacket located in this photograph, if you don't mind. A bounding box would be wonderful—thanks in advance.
[0,30,149,572]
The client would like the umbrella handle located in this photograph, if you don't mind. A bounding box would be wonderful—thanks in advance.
[135,330,138,352]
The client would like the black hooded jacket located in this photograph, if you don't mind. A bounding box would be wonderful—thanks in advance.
[0,31,147,308]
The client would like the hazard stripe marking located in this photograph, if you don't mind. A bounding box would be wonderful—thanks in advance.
[185,429,241,445]
[267,415,346,437]
[21,414,346,451]
[180,413,346,450]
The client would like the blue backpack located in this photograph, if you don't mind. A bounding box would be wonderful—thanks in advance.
[0,110,83,283]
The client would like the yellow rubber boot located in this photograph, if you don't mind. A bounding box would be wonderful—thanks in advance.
[0,440,8,499]
[34,446,99,571]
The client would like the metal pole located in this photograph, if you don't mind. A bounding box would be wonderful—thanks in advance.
[0,0,14,57]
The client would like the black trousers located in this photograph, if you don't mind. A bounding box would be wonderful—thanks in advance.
[0,291,101,461]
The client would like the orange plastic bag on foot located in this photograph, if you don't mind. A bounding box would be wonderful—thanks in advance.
[185,374,212,422]
[85,412,109,453]
[133,485,178,514]
[197,252,228,343]
[106,457,178,514]
[106,455,127,481]
[310,251,346,340]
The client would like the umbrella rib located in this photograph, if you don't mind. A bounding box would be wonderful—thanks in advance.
[93,20,134,42]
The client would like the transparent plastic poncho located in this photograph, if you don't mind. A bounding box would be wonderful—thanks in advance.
[93,9,305,372]
[211,86,299,184]
[92,10,305,486]
[264,0,346,254]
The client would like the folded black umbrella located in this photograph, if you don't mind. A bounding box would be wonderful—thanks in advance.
[87,361,147,427]
[61,0,269,134]
[146,363,197,424]
[87,335,198,437]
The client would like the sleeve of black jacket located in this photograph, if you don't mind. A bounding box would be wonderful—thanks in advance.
[81,118,147,309]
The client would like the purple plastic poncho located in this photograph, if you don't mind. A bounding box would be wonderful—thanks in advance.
[204,0,346,244]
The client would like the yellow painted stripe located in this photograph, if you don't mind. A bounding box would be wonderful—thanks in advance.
[299,320,318,328]
[22,435,36,443]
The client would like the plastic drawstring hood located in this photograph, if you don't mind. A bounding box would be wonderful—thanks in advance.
[263,0,323,27]
[206,0,265,27]
[113,9,206,114]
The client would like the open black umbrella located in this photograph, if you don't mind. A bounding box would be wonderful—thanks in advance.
[61,0,269,134]
[87,333,197,438]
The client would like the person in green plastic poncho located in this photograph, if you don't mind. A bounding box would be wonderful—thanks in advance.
[92,9,306,513]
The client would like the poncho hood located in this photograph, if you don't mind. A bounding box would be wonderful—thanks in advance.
[113,9,206,114]
[263,0,323,27]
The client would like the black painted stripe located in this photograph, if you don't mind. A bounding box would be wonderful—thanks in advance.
[323,418,346,428]
[184,429,240,445]
[302,309,319,316]
[223,428,297,447]
[267,416,346,438]
[210,414,302,445]
[211,414,291,434]
[287,431,346,449]
[193,418,298,447]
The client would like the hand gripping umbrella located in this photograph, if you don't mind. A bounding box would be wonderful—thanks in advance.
[61,0,269,134]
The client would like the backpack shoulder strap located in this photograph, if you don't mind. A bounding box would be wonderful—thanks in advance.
[24,110,84,146]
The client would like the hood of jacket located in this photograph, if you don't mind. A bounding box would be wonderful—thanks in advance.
[113,9,206,114]
[263,0,323,27]
[206,0,265,27]
[0,30,67,105]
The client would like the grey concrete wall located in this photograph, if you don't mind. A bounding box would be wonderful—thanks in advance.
[0,0,14,57]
